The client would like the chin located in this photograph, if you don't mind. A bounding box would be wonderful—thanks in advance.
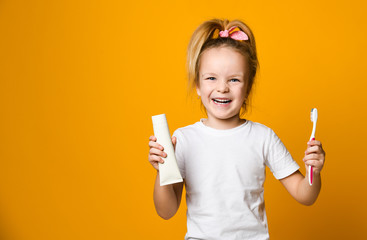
[212,112,238,120]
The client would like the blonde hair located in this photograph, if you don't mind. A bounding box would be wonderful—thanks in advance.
[186,18,259,115]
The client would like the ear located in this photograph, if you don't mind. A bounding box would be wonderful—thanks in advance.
[196,86,201,96]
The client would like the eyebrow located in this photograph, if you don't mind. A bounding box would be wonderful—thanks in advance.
[201,73,244,77]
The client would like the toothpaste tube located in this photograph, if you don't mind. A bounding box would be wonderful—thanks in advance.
[152,114,183,186]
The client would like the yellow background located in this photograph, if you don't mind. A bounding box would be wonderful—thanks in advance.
[1,0,366,239]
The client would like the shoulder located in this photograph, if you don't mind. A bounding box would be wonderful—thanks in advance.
[172,122,201,154]
[249,121,271,130]
[173,121,201,137]
[247,120,276,137]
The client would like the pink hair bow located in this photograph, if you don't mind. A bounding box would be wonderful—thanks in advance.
[213,26,249,41]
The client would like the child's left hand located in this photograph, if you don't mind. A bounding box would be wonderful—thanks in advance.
[303,140,325,175]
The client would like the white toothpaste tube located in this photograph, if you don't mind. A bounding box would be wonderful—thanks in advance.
[152,114,183,186]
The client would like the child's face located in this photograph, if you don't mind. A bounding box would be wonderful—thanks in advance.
[197,46,248,121]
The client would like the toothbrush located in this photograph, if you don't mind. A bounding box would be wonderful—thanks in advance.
[308,108,318,186]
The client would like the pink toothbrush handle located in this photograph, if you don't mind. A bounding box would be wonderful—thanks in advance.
[309,138,315,185]
[310,166,313,185]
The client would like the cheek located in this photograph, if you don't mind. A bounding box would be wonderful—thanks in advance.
[232,86,247,98]
[199,85,212,96]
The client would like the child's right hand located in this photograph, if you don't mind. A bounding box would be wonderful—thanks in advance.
[148,135,177,171]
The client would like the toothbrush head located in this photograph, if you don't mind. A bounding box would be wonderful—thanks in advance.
[310,108,318,123]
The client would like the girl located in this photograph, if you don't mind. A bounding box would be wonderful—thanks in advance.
[148,18,325,240]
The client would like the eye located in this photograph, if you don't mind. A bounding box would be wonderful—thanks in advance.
[230,78,240,82]
[206,77,216,80]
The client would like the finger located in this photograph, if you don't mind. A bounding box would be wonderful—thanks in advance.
[149,148,167,158]
[149,135,157,142]
[149,155,164,163]
[154,155,165,164]
[307,140,321,147]
[305,146,322,155]
[172,136,177,149]
[149,155,165,164]
[304,159,322,168]
[152,162,159,170]
[148,141,164,150]
[303,153,322,160]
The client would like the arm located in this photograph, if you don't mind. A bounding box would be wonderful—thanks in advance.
[279,170,321,206]
[279,140,325,206]
[153,174,184,219]
[149,135,184,219]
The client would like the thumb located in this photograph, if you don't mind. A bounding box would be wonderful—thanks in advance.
[172,136,177,151]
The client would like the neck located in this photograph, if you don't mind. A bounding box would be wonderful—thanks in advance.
[203,115,246,130]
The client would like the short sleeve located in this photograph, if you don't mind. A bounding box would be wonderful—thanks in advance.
[265,129,300,180]
[172,129,185,179]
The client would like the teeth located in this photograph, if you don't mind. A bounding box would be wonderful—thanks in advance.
[214,99,230,102]
[213,99,231,104]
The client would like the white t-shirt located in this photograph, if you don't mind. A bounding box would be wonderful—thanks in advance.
[172,119,300,240]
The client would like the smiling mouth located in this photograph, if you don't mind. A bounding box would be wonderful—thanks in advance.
[212,98,232,105]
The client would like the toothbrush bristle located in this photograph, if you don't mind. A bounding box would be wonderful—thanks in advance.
[310,108,318,122]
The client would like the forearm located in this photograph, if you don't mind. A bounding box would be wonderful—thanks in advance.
[296,171,321,206]
[153,171,179,219]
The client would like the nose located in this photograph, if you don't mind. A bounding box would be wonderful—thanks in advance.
[216,80,229,93]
